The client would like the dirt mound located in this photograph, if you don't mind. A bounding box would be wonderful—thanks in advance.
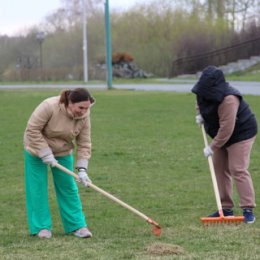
[147,242,184,256]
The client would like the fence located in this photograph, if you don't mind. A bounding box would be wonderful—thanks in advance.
[170,36,260,77]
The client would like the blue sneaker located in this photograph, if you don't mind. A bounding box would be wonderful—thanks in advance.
[243,208,255,224]
[208,209,234,217]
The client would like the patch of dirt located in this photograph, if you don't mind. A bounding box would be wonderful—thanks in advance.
[147,242,185,256]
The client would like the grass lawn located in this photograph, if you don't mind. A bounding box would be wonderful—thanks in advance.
[0,89,260,260]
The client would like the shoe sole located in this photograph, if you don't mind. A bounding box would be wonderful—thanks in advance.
[37,230,52,238]
[73,232,92,238]
[37,234,52,238]
[38,235,52,238]
[244,217,256,224]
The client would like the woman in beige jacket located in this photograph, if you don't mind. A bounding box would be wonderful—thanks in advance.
[24,88,95,238]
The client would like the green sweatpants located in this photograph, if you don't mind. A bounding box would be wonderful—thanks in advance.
[24,150,87,235]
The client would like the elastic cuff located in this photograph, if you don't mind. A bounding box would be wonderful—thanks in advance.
[78,168,86,171]
[76,159,89,169]
[38,147,52,158]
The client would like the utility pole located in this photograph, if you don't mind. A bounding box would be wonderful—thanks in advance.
[83,0,88,82]
[104,0,112,89]
[36,31,45,80]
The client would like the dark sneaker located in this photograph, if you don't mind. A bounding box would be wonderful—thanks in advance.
[208,209,234,217]
[243,208,255,224]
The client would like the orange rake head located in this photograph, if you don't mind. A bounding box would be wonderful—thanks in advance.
[147,218,162,236]
[201,216,244,225]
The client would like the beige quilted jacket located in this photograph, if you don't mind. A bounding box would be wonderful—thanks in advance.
[24,96,92,168]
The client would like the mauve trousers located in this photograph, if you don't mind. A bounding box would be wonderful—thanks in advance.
[212,136,256,209]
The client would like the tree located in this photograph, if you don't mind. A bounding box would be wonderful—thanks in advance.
[225,0,259,31]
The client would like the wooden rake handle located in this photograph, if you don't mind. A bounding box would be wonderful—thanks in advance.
[54,163,155,224]
[201,125,223,216]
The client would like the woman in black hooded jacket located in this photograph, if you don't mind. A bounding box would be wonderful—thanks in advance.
[192,65,257,224]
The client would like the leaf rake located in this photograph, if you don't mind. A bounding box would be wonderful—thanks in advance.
[55,163,162,236]
[200,124,244,225]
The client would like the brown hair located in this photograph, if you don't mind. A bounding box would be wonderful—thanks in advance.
[59,88,95,107]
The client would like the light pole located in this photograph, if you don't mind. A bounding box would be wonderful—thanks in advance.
[104,0,112,89]
[36,31,45,79]
[82,0,88,82]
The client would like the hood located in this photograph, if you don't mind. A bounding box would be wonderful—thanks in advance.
[192,65,228,102]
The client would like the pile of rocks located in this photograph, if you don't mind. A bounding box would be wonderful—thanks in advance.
[113,61,152,78]
[96,52,153,79]
[112,52,152,78]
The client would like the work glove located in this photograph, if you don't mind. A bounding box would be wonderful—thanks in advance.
[203,146,213,157]
[195,114,204,125]
[78,168,92,187]
[41,153,58,167]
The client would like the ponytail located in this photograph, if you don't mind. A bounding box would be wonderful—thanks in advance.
[59,90,72,107]
[59,88,94,107]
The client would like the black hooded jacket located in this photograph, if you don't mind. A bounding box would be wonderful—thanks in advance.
[192,66,257,147]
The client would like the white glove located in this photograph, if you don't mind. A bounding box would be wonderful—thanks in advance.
[195,114,204,125]
[203,146,213,157]
[78,168,92,186]
[41,154,58,167]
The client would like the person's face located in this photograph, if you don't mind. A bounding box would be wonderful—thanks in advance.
[68,100,91,117]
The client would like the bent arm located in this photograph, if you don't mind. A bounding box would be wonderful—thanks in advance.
[24,101,53,157]
[211,95,239,150]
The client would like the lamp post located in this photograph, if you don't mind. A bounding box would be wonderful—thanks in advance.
[104,0,112,89]
[36,32,45,69]
[82,0,88,82]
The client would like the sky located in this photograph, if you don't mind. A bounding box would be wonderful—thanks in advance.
[0,0,150,36]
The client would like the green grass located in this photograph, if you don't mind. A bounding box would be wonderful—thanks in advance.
[0,89,260,260]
